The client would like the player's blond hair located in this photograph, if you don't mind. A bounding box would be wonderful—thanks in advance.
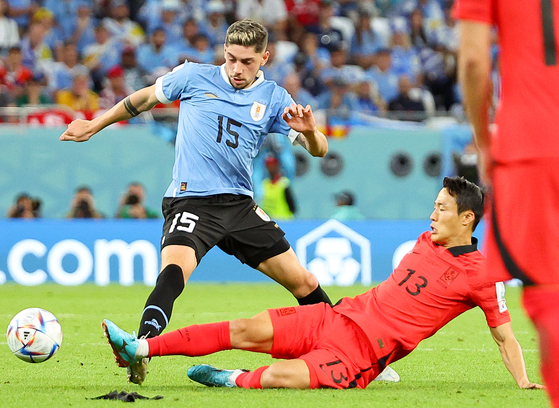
[225,19,268,53]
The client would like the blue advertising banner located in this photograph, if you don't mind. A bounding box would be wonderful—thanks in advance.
[0,220,486,286]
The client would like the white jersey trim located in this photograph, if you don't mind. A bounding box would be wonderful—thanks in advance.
[288,129,299,145]
[155,76,172,104]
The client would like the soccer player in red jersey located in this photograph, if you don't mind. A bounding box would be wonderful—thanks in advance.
[455,0,559,404]
[102,177,542,390]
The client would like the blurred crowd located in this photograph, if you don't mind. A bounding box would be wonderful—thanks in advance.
[3,0,483,220]
[7,182,158,219]
[0,0,469,122]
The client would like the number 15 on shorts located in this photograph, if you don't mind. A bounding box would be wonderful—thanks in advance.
[169,212,199,233]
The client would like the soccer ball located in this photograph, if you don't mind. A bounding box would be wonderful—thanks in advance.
[6,308,63,363]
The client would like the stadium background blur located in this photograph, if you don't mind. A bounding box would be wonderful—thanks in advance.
[0,5,546,404]
[0,0,486,286]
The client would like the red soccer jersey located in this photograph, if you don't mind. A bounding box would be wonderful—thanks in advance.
[334,232,511,366]
[284,0,321,27]
[454,0,559,162]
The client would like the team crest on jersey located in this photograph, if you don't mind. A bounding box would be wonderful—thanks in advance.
[250,101,267,121]
[437,267,460,288]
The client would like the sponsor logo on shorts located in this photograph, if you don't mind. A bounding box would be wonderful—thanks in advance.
[437,267,460,288]
[255,206,271,222]
[276,307,296,317]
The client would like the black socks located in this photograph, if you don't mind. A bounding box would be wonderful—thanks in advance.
[138,264,185,338]
[138,265,330,338]
[297,284,332,306]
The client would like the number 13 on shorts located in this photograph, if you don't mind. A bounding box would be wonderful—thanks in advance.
[320,360,350,386]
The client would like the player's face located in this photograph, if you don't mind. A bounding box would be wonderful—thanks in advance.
[430,188,465,247]
[223,44,269,89]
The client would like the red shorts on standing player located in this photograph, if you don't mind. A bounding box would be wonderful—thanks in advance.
[483,160,559,286]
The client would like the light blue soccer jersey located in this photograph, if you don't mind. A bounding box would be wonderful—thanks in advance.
[155,63,298,198]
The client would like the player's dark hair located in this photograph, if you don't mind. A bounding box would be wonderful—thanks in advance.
[443,176,484,231]
[225,19,268,53]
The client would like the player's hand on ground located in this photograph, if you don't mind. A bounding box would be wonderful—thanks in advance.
[519,382,545,390]
[60,119,96,142]
[282,103,316,134]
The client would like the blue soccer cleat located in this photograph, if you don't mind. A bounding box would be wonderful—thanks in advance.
[102,319,140,368]
[187,364,247,388]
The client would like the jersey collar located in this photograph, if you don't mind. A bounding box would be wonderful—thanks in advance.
[447,237,478,257]
[220,64,265,90]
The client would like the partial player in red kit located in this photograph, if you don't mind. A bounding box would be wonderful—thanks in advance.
[102,177,542,390]
[455,0,559,405]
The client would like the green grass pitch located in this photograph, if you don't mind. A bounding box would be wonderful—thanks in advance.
[0,283,547,407]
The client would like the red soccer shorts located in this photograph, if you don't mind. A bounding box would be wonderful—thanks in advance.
[268,303,380,389]
[523,287,559,407]
[483,160,559,285]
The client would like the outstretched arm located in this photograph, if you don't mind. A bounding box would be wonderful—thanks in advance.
[490,322,543,389]
[60,84,160,142]
[282,103,328,157]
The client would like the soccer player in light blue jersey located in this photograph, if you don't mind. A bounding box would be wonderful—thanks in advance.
[61,19,332,385]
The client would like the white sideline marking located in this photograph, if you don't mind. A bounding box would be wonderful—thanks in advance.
[416,347,539,352]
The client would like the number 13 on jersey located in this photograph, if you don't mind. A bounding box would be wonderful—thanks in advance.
[398,268,429,296]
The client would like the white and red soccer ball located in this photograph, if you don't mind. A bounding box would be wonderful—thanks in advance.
[6,308,63,363]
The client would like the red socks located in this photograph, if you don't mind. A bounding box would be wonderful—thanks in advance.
[145,321,269,389]
[235,366,269,389]
[147,321,231,357]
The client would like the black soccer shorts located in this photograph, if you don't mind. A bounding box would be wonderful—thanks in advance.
[160,194,290,268]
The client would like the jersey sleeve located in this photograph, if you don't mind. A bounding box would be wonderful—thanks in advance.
[453,0,495,25]
[269,89,299,145]
[470,281,511,327]
[154,63,192,104]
